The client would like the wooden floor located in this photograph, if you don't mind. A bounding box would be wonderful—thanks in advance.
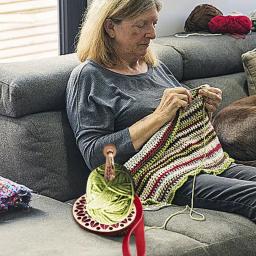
[0,0,58,63]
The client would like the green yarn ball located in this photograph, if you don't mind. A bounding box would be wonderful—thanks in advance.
[86,164,135,225]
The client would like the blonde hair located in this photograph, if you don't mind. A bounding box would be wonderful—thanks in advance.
[76,0,162,67]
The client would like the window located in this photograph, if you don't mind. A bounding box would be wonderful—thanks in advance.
[0,0,58,63]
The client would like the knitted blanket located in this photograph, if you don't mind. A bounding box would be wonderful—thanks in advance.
[124,93,234,205]
[0,176,32,213]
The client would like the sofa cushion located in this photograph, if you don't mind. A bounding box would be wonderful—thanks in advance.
[2,194,256,256]
[151,42,183,81]
[0,110,88,201]
[144,206,256,256]
[154,33,256,81]
[242,48,256,95]
[0,54,80,118]
[183,72,248,112]
[1,195,126,256]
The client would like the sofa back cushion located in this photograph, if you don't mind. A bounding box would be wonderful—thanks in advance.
[154,33,256,81]
[0,110,89,201]
[151,43,183,81]
[0,54,80,118]
[1,34,255,119]
[184,72,248,112]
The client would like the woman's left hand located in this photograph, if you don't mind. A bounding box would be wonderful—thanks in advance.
[198,85,222,113]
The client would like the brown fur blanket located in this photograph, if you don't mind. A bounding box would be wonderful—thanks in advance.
[213,96,256,166]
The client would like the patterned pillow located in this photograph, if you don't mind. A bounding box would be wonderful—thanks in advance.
[0,176,32,213]
[242,48,256,95]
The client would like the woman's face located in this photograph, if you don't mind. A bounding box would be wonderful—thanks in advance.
[109,7,159,60]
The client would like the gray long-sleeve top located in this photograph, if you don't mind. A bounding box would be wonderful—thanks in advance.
[66,59,181,170]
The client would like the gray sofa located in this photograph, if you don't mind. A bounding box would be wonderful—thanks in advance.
[1,33,256,256]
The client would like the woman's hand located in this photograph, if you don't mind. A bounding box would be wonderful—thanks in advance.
[129,87,192,151]
[129,87,192,150]
[198,85,222,113]
[153,87,192,123]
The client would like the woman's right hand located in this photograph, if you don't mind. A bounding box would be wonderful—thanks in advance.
[129,87,192,151]
[153,87,192,124]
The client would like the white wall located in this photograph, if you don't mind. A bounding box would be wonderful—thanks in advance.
[157,0,256,36]
[87,0,255,36]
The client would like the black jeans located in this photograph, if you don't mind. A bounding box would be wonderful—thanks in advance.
[173,164,256,223]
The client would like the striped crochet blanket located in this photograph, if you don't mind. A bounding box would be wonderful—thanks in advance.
[124,92,234,205]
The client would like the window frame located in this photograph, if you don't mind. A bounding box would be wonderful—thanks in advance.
[58,0,87,55]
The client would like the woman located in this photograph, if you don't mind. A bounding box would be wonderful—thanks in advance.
[66,0,256,222]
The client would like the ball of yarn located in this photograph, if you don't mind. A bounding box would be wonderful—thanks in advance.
[208,15,252,34]
[86,164,135,225]
[184,4,223,32]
